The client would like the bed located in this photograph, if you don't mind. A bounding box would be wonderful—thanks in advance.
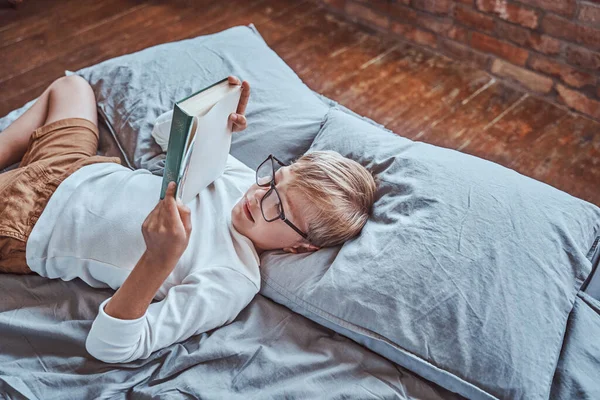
[0,24,598,400]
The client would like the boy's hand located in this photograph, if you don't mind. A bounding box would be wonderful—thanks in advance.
[142,181,192,268]
[227,75,250,132]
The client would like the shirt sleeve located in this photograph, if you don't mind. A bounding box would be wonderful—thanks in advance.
[85,266,259,363]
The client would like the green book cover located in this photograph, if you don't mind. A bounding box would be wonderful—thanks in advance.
[160,103,195,200]
[159,78,229,200]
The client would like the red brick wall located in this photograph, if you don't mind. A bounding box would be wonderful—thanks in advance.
[317,0,600,121]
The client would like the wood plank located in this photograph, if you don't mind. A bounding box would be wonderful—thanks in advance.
[0,3,176,111]
[0,0,73,28]
[325,51,492,137]
[508,113,600,206]
[382,61,492,137]
[159,0,303,40]
[285,20,412,103]
[322,44,437,114]
[0,0,145,79]
[0,0,261,114]
[271,12,367,76]
[299,33,404,96]
[0,0,311,114]
[460,94,567,168]
[253,1,318,43]
[0,0,122,47]
[413,81,523,150]
[314,45,492,142]
[263,10,348,62]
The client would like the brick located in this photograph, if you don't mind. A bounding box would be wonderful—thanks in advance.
[388,3,418,21]
[412,0,453,15]
[517,0,576,18]
[491,59,554,93]
[542,14,600,51]
[566,45,600,72]
[578,3,600,25]
[345,1,389,29]
[390,4,453,34]
[556,84,600,120]
[322,0,346,11]
[388,3,449,32]
[471,31,530,65]
[476,0,539,29]
[439,38,492,68]
[528,35,562,56]
[454,5,495,33]
[421,16,453,34]
[495,20,560,55]
[446,25,469,43]
[529,55,596,88]
[391,21,438,48]
[456,0,474,4]
[354,0,389,14]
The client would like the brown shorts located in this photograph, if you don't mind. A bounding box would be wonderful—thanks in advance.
[0,118,122,274]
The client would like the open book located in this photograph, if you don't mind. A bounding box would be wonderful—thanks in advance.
[156,78,243,204]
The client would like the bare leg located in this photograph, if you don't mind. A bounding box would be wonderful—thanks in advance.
[0,75,97,170]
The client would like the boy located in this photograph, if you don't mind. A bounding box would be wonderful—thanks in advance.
[0,75,376,363]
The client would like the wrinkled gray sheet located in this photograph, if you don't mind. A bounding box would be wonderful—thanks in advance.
[0,271,459,399]
[550,292,600,399]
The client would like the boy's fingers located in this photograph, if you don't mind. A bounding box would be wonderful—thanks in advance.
[165,184,178,208]
[233,114,246,126]
[165,198,184,232]
[154,197,164,226]
[236,81,250,115]
[228,75,241,85]
[166,181,176,197]
[230,114,247,132]
[178,204,193,234]
[156,182,176,220]
[164,182,183,223]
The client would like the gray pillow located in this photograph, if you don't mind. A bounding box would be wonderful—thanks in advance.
[75,24,329,173]
[259,108,600,400]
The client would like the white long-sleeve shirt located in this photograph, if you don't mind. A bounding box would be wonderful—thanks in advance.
[25,154,260,363]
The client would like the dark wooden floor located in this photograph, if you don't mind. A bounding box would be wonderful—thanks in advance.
[1,0,598,206]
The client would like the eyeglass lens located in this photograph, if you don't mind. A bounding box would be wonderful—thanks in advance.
[257,159,273,185]
[257,158,283,221]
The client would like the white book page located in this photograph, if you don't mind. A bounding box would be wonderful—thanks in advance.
[178,87,242,204]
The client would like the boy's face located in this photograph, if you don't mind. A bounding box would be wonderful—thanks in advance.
[231,166,319,255]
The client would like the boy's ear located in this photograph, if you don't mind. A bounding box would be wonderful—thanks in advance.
[283,243,320,254]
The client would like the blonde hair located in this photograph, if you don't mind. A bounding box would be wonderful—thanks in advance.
[288,150,377,248]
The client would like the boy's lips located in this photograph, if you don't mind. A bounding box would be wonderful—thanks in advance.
[244,197,255,222]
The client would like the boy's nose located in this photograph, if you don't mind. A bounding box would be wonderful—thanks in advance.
[254,186,272,202]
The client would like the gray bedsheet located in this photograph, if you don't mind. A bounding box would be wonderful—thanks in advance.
[550,292,600,399]
[0,273,459,399]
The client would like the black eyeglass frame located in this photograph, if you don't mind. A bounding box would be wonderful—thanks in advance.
[256,154,309,241]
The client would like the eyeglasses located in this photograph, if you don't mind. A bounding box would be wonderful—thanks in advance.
[255,154,309,241]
